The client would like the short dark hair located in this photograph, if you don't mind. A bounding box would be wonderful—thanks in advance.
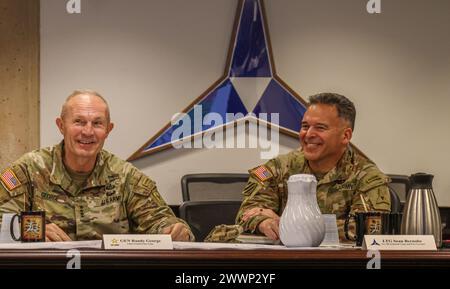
[308,92,356,130]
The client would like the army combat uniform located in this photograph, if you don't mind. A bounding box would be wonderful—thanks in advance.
[236,147,391,241]
[0,143,194,241]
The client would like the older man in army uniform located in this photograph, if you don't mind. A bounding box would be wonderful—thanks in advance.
[236,93,391,242]
[0,90,193,242]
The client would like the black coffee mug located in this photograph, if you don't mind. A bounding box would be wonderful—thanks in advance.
[383,212,403,235]
[344,212,403,246]
[10,211,46,242]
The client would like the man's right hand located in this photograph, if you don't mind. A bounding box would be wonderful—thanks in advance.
[161,223,192,241]
[258,218,280,241]
[241,207,281,240]
[45,223,72,242]
[242,207,280,222]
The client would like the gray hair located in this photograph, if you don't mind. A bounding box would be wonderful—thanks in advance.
[308,92,356,130]
[60,89,111,122]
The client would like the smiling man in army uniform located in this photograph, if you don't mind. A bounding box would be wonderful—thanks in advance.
[236,92,391,242]
[0,90,193,242]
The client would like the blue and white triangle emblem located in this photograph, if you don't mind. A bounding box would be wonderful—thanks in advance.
[128,0,308,161]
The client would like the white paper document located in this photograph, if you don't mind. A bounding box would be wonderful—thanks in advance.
[173,241,347,250]
[0,240,102,250]
[236,234,281,245]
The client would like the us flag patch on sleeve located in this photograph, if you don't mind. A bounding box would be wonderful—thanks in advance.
[0,168,21,191]
[250,165,273,182]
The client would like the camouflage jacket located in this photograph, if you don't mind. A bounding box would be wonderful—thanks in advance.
[236,147,391,241]
[0,143,194,241]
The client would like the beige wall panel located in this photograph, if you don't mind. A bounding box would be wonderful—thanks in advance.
[0,0,40,169]
[40,0,450,206]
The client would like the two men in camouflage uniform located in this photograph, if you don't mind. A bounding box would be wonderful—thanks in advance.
[0,90,193,241]
[0,90,389,243]
[236,93,391,241]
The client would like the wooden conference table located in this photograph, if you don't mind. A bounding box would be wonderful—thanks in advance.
[0,248,449,269]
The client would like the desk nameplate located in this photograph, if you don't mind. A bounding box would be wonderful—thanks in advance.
[103,234,173,250]
[363,235,437,250]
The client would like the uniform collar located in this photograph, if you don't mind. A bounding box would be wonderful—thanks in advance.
[49,142,113,195]
[303,146,355,185]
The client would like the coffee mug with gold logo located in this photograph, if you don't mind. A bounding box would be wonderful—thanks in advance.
[10,211,46,242]
[344,212,392,246]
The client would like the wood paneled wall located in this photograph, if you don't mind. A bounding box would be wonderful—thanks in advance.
[0,0,40,169]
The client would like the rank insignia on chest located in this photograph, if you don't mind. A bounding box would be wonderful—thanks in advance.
[1,168,21,191]
[105,183,115,190]
[250,165,273,182]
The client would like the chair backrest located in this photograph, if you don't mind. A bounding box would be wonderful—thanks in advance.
[179,200,242,242]
[181,173,249,202]
[389,187,401,213]
[387,174,410,203]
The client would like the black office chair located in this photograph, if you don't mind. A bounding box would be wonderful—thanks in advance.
[179,200,242,242]
[389,188,401,213]
[387,174,411,204]
[181,173,249,202]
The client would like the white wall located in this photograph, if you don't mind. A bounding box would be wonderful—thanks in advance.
[41,0,450,205]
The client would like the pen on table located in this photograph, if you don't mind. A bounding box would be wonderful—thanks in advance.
[360,194,368,212]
